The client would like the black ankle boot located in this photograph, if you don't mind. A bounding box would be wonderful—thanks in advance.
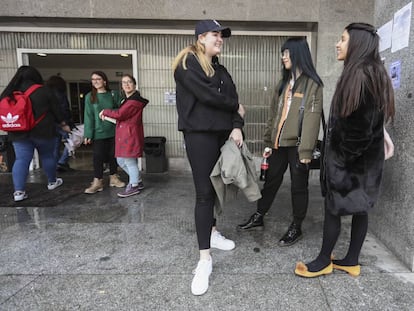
[278,222,302,246]
[237,212,264,230]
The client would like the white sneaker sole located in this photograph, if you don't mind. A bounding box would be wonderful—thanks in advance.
[48,178,63,190]
[210,243,235,251]
[14,193,28,202]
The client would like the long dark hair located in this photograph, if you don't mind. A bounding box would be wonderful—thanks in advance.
[332,23,395,122]
[279,37,323,95]
[46,75,67,93]
[0,66,43,100]
[90,71,111,103]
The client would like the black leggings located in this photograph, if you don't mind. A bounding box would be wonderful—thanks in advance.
[307,201,368,271]
[92,137,117,179]
[184,131,229,250]
[257,147,309,226]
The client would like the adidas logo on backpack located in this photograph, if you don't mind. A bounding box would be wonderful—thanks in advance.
[0,84,46,132]
[0,113,20,128]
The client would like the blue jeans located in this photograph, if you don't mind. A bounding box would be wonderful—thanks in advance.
[117,157,140,185]
[12,137,57,191]
[54,129,69,165]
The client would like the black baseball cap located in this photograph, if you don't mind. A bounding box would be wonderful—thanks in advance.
[195,20,231,39]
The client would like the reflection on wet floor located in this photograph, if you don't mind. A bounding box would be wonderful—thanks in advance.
[16,207,31,223]
[0,147,173,228]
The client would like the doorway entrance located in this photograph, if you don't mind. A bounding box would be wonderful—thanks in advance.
[17,49,137,124]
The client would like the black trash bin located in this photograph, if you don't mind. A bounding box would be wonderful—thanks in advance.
[0,135,15,172]
[144,136,168,173]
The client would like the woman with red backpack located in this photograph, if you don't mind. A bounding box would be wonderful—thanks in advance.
[0,66,70,201]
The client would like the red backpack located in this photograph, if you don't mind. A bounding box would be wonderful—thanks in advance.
[0,84,46,132]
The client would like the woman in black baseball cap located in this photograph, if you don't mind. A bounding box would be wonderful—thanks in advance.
[194,19,231,39]
[172,19,244,296]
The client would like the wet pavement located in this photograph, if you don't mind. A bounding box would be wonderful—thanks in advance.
[0,153,414,310]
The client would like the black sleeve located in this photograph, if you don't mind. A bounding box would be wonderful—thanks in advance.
[331,98,380,164]
[46,87,64,124]
[60,93,75,127]
[30,86,63,123]
[219,64,243,129]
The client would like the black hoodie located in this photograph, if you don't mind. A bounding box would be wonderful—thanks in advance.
[174,54,243,132]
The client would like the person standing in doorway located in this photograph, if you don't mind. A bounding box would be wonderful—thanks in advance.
[238,37,323,247]
[173,19,245,295]
[99,74,149,198]
[46,75,75,172]
[295,23,395,277]
[83,71,125,194]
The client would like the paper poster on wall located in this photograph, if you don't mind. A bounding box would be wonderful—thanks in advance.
[164,91,176,105]
[391,2,412,53]
[389,60,401,89]
[378,20,393,52]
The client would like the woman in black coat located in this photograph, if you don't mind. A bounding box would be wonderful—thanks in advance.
[295,23,395,277]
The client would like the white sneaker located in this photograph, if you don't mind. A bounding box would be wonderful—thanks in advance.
[210,230,235,251]
[47,178,63,190]
[14,191,28,202]
[191,257,213,296]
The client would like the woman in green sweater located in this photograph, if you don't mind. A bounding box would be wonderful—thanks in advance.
[83,71,125,193]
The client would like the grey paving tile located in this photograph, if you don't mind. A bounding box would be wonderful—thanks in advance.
[0,275,39,305]
[321,273,414,311]
[0,274,330,311]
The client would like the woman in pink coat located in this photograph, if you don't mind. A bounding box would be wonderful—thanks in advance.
[100,74,149,197]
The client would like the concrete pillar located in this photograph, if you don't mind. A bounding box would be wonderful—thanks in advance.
[371,0,414,271]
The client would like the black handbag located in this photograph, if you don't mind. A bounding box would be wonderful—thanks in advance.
[296,82,325,170]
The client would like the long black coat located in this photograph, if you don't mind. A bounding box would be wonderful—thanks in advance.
[321,91,385,216]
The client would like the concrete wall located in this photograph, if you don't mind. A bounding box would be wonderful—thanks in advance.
[0,0,375,131]
[1,0,375,107]
[372,0,414,271]
[1,0,319,21]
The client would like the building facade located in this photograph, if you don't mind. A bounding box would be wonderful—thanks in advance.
[1,0,413,271]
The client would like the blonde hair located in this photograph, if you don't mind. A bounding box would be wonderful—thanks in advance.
[172,40,215,77]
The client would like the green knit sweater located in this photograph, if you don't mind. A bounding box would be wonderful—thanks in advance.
[83,91,121,140]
